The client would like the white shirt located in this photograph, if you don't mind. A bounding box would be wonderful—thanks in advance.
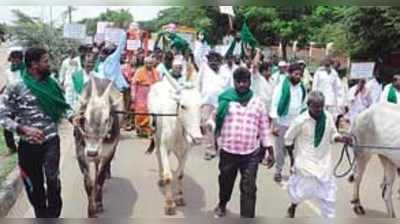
[251,73,274,113]
[312,67,343,107]
[381,84,400,103]
[270,80,306,127]
[5,68,23,86]
[366,78,383,104]
[219,63,238,88]
[346,86,372,124]
[284,111,340,181]
[198,64,231,107]
[271,71,287,87]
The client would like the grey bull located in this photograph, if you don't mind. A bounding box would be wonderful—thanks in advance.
[73,77,124,217]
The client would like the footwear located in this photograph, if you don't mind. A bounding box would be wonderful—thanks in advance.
[213,205,226,218]
[274,173,282,183]
[286,204,296,218]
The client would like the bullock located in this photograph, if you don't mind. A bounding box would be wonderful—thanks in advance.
[350,101,400,218]
[147,74,203,215]
[73,77,124,217]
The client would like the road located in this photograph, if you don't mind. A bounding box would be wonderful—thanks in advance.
[6,120,400,218]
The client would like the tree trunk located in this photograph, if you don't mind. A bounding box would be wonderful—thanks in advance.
[282,40,288,61]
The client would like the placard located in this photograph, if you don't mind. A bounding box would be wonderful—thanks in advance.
[63,23,86,40]
[96,22,108,34]
[126,39,141,50]
[350,62,375,79]
[83,36,93,45]
[94,33,105,44]
[219,6,235,16]
[104,28,125,45]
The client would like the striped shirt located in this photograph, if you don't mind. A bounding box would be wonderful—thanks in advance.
[217,96,272,155]
[0,82,61,142]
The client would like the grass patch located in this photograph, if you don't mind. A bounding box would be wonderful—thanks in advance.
[0,154,17,188]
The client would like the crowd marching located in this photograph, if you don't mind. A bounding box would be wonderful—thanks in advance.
[0,25,399,219]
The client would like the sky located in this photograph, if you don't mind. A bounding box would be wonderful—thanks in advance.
[0,6,170,24]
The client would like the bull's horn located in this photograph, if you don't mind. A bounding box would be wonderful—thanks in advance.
[102,81,114,98]
[90,76,99,98]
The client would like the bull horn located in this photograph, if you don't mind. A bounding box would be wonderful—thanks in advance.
[90,76,99,98]
[102,81,114,98]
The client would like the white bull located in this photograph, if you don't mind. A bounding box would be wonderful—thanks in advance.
[147,75,203,215]
[350,102,400,218]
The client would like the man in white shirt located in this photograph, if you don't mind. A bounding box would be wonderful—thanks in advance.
[381,74,400,104]
[346,79,372,126]
[219,54,238,88]
[58,49,78,89]
[198,52,231,160]
[366,72,383,104]
[312,58,344,120]
[252,62,274,114]
[272,61,289,87]
[285,91,352,218]
[270,63,307,182]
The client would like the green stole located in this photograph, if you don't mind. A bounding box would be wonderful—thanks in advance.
[21,69,70,123]
[72,70,85,95]
[215,88,253,135]
[277,77,306,117]
[388,84,398,103]
[312,111,326,148]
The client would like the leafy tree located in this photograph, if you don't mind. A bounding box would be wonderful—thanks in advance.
[8,9,80,73]
[80,9,134,35]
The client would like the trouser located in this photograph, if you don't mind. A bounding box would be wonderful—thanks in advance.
[275,125,289,174]
[4,129,17,153]
[200,105,217,156]
[218,149,261,218]
[18,136,62,218]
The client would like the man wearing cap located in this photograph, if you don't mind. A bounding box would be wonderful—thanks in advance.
[272,61,289,87]
[312,58,344,120]
[270,63,307,183]
[131,56,159,137]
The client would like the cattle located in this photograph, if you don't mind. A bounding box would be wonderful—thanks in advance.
[350,101,400,218]
[73,77,124,217]
[147,74,203,215]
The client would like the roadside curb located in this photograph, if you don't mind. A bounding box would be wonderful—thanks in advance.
[0,166,22,217]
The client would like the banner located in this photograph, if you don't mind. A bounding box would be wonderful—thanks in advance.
[350,62,375,79]
[104,28,125,45]
[96,22,109,34]
[63,23,86,40]
[126,39,141,50]
[219,6,235,16]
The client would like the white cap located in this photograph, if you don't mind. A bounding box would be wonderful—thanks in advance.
[278,61,287,67]
[297,60,305,64]
[173,55,184,66]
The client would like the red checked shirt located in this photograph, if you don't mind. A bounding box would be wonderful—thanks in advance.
[217,96,273,155]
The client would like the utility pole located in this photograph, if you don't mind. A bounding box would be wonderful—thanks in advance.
[49,6,53,28]
[68,6,72,23]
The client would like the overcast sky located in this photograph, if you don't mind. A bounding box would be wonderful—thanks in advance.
[0,6,170,24]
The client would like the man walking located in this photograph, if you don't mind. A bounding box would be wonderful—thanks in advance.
[0,47,70,217]
[213,67,274,218]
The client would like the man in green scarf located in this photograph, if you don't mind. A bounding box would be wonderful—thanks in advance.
[381,74,400,104]
[269,63,306,183]
[0,47,69,218]
[214,67,274,218]
[284,91,352,218]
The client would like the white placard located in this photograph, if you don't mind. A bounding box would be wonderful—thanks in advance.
[83,36,93,45]
[104,28,125,45]
[96,22,109,34]
[126,39,141,50]
[350,62,375,79]
[219,6,235,16]
[63,23,86,40]
[94,33,105,44]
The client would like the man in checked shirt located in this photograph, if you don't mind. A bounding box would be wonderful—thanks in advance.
[213,67,275,218]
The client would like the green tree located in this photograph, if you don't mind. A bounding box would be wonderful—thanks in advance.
[8,9,80,73]
[80,9,134,35]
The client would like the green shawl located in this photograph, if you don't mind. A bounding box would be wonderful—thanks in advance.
[277,77,306,117]
[215,88,253,135]
[72,70,85,95]
[10,63,25,72]
[21,69,70,123]
[388,84,398,104]
[312,111,326,148]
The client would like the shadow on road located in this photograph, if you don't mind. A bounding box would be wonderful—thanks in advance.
[359,209,389,218]
[99,177,137,218]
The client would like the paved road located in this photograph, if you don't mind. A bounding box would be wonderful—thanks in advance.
[6,120,400,218]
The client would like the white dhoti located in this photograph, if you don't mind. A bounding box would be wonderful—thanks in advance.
[288,172,337,218]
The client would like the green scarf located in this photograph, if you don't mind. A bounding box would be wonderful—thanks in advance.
[21,69,70,123]
[72,70,85,95]
[312,111,326,148]
[94,59,100,73]
[277,77,306,117]
[215,88,253,135]
[388,84,398,103]
[10,63,25,72]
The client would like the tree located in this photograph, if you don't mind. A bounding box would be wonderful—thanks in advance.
[80,9,134,35]
[8,9,80,73]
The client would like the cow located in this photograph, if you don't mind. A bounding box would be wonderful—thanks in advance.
[349,101,400,218]
[72,77,124,217]
[147,74,203,215]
